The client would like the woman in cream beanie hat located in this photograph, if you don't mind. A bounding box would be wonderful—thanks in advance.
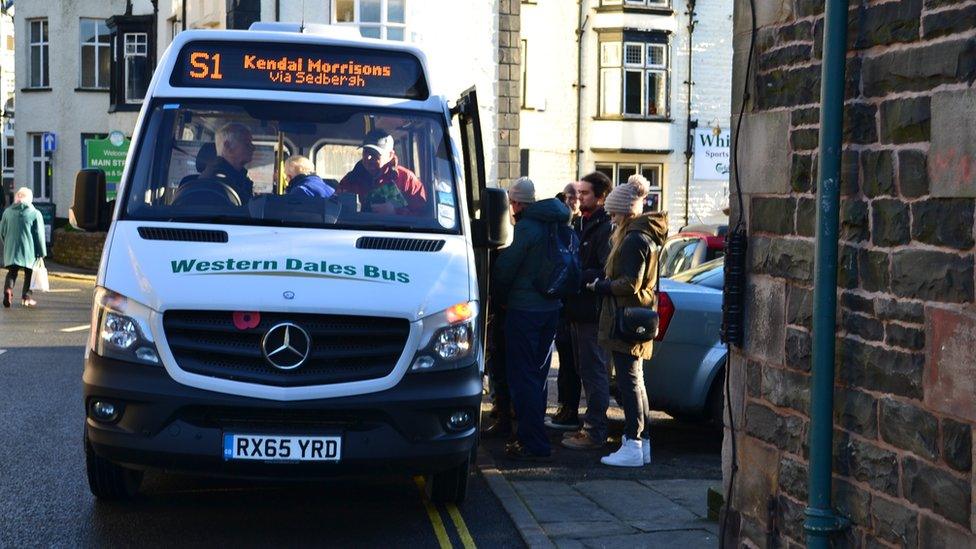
[585,174,669,467]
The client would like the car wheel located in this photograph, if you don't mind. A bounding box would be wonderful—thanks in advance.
[85,431,143,501]
[426,455,470,505]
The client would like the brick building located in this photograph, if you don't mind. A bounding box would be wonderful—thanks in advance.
[724,0,976,546]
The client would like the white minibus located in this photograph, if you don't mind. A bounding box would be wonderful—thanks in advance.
[74,23,508,504]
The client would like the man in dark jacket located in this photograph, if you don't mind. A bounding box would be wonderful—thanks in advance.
[560,171,615,449]
[198,123,256,205]
[493,177,571,460]
[547,183,584,431]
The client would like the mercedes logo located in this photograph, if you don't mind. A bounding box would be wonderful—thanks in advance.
[261,322,312,370]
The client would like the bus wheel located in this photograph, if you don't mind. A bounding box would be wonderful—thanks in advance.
[426,456,470,504]
[85,431,142,501]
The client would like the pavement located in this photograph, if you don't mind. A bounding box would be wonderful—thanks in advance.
[476,360,723,548]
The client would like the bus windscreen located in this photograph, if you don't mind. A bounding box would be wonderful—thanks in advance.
[169,41,429,100]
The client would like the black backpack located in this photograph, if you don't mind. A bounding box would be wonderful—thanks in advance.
[534,222,582,299]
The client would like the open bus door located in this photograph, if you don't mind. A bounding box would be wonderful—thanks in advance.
[450,87,509,351]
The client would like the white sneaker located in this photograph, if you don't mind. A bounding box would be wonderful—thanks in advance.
[642,438,652,465]
[600,437,644,467]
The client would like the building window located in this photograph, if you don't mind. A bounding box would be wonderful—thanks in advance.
[601,0,670,6]
[599,35,669,119]
[335,0,406,41]
[80,19,111,89]
[28,19,50,88]
[594,162,663,211]
[29,133,51,201]
[520,39,528,109]
[124,33,149,103]
[2,135,13,171]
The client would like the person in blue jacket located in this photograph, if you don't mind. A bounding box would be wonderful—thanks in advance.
[285,155,335,198]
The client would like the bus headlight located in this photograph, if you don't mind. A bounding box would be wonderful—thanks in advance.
[91,287,161,366]
[411,301,478,372]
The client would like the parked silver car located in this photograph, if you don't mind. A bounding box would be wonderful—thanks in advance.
[644,258,726,424]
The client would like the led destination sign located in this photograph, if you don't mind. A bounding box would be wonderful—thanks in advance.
[171,42,429,99]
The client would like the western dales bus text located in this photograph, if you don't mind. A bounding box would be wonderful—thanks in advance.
[170,258,410,284]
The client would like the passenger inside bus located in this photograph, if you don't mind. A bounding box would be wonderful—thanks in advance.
[337,129,428,216]
[285,155,336,198]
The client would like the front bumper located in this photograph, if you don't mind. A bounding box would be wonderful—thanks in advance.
[83,352,482,478]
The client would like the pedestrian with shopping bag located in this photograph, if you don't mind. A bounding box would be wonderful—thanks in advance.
[588,175,668,467]
[1,187,48,308]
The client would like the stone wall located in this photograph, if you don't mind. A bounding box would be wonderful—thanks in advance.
[497,0,521,188]
[52,229,105,271]
[726,0,976,546]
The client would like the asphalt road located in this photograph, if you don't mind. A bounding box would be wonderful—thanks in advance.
[0,277,522,548]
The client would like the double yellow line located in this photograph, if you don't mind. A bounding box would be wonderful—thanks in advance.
[413,476,477,549]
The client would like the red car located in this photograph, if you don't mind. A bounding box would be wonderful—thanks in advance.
[659,224,727,278]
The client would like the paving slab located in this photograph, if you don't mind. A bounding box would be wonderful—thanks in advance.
[640,479,718,519]
[540,521,636,539]
[574,480,699,525]
[580,529,718,549]
[512,480,582,499]
[519,495,617,523]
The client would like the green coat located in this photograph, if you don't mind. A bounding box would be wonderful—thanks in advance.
[492,198,571,311]
[1,203,47,268]
[594,212,669,360]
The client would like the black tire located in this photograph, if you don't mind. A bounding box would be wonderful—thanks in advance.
[85,431,143,501]
[426,456,470,505]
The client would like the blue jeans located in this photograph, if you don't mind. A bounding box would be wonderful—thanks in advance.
[572,322,610,441]
[505,307,559,455]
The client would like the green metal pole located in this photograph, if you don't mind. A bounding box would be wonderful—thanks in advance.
[805,0,850,546]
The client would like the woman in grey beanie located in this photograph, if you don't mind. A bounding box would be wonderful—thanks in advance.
[586,175,669,467]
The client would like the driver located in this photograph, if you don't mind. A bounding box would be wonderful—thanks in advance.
[338,130,427,215]
[198,123,256,205]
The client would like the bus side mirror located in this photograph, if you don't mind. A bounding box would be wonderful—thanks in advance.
[483,187,510,249]
[71,169,108,231]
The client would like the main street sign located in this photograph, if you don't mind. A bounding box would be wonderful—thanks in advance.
[84,131,130,200]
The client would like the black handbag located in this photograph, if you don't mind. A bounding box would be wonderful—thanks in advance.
[610,243,661,344]
[612,297,659,343]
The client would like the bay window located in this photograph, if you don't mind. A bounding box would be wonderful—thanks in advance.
[599,31,670,119]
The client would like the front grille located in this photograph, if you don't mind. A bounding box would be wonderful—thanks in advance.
[179,406,388,432]
[356,236,445,252]
[163,310,410,387]
[138,226,229,243]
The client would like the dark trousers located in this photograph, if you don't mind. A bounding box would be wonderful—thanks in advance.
[611,351,653,441]
[573,322,610,440]
[505,308,559,455]
[554,317,581,411]
[486,308,510,413]
[4,266,33,299]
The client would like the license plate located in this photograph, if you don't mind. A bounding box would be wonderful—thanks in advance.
[223,434,341,462]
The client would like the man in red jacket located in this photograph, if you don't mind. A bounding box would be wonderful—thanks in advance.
[338,130,428,216]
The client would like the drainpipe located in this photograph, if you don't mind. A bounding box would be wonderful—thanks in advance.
[682,0,696,227]
[182,0,186,30]
[574,0,587,180]
[805,0,851,546]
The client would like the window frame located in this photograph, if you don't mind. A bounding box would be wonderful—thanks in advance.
[334,0,408,41]
[2,134,14,171]
[597,33,671,120]
[27,18,50,89]
[79,18,111,90]
[593,161,664,211]
[123,32,149,104]
[29,133,52,201]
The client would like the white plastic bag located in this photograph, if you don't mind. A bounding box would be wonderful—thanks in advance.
[30,258,50,292]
